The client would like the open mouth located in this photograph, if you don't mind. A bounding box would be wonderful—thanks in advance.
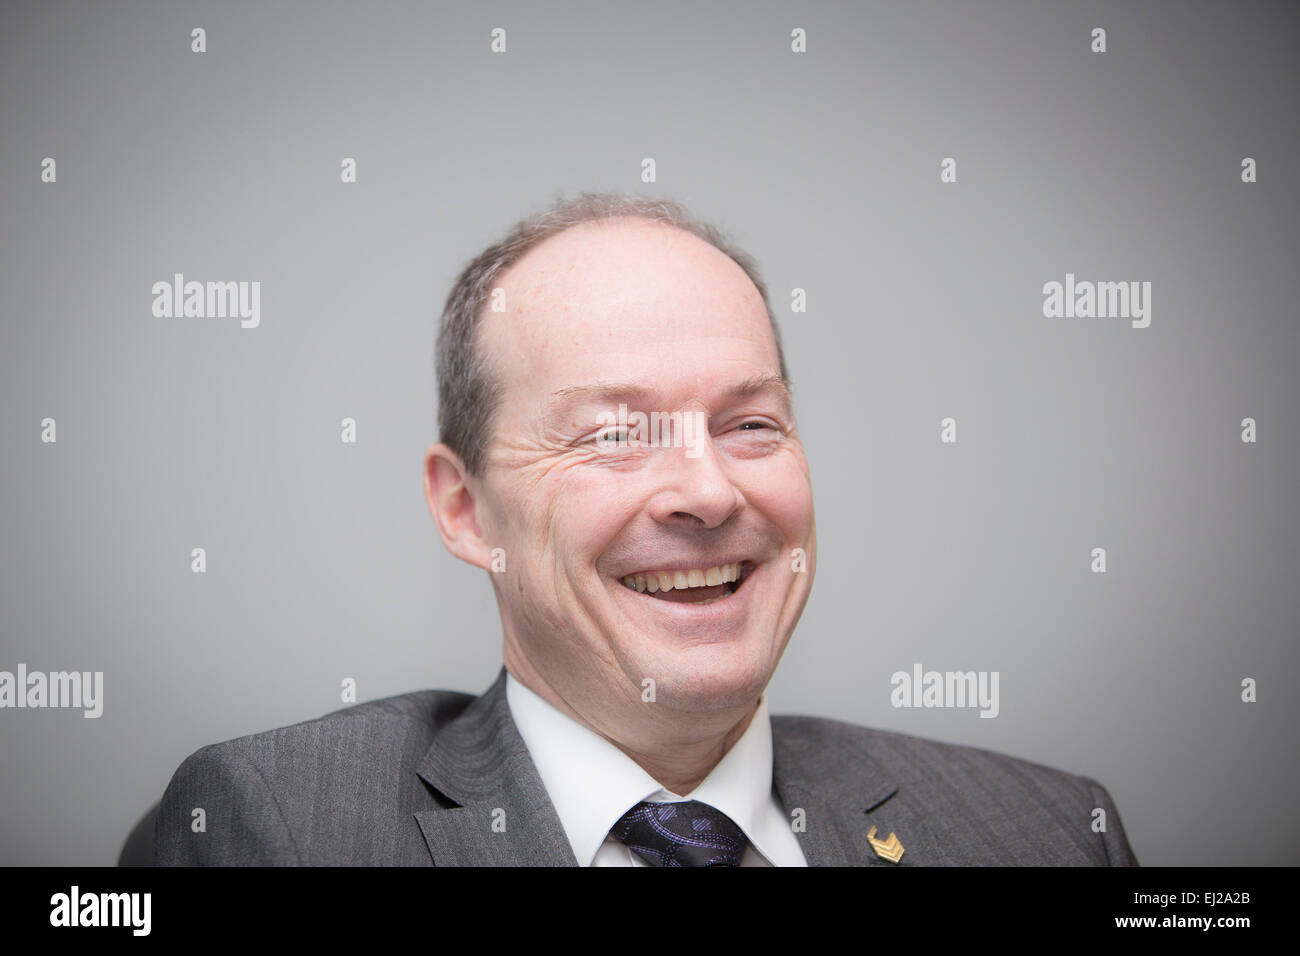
[617,561,756,607]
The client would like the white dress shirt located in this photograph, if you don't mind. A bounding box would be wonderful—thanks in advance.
[505,671,807,867]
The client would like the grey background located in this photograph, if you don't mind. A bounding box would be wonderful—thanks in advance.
[2,0,1296,866]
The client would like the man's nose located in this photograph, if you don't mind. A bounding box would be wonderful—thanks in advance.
[645,436,744,530]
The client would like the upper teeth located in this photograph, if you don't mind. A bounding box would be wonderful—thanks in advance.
[621,563,742,593]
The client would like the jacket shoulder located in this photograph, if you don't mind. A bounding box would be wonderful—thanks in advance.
[774,712,1091,788]
[153,687,475,865]
[187,687,475,774]
[772,713,1138,865]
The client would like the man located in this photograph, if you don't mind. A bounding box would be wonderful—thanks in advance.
[151,192,1138,866]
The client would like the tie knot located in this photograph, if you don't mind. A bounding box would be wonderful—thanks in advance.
[610,799,749,866]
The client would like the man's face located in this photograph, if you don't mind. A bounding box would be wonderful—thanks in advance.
[469,218,815,729]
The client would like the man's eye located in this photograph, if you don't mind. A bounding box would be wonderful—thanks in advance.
[593,429,629,444]
[737,421,771,431]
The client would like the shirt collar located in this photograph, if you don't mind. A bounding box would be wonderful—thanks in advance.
[505,671,780,866]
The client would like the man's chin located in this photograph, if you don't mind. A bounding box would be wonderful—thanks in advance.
[594,566,787,708]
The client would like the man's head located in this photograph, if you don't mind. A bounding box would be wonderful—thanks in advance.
[424,193,816,749]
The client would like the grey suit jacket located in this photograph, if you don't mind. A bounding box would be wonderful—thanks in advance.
[153,667,1138,866]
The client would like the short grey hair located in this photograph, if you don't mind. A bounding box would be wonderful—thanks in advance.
[435,191,789,477]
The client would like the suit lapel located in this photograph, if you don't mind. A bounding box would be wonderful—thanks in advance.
[772,716,901,866]
[414,667,577,866]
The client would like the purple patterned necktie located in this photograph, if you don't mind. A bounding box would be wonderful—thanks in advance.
[610,800,749,866]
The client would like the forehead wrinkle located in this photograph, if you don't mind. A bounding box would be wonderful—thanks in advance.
[542,382,656,429]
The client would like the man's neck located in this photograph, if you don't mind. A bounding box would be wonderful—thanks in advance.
[606,704,759,795]
[504,655,761,796]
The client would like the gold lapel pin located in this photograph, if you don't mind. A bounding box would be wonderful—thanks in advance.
[867,825,904,863]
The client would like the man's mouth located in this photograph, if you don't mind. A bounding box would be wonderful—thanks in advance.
[618,561,754,606]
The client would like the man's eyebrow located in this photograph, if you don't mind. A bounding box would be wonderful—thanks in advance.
[545,374,792,416]
[726,373,792,405]
[547,381,656,407]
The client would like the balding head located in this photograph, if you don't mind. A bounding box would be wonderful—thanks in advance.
[435,193,789,476]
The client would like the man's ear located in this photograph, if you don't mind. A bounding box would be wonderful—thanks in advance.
[423,442,494,571]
